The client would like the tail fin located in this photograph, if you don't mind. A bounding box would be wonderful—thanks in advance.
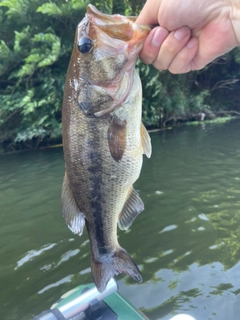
[91,248,142,293]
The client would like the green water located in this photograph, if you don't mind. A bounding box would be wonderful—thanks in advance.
[1,120,240,320]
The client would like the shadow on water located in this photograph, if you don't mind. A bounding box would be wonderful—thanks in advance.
[1,120,240,319]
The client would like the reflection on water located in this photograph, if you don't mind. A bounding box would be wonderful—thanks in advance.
[15,243,57,270]
[1,120,240,319]
[38,275,74,295]
[119,261,240,320]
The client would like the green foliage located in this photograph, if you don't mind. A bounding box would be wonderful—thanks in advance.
[138,61,211,127]
[0,0,240,151]
[186,116,233,126]
[37,0,86,16]
[138,45,240,127]
[0,0,29,18]
[0,0,88,150]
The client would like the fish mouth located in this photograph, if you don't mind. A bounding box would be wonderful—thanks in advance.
[86,4,151,44]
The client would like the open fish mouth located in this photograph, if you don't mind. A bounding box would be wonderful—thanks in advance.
[86,4,152,44]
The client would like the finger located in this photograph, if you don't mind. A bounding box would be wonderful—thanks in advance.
[139,27,169,64]
[168,37,199,73]
[152,26,191,70]
[191,19,237,71]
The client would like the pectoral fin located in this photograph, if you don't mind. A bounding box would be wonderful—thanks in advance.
[141,122,152,158]
[118,188,144,230]
[61,172,85,236]
[107,117,126,162]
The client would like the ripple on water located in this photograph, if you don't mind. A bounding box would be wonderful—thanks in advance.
[145,257,158,263]
[198,213,209,221]
[56,249,80,266]
[38,275,74,294]
[155,190,163,195]
[79,267,91,275]
[160,249,174,257]
[159,225,177,233]
[14,243,57,270]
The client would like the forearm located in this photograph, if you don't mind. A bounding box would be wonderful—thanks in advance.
[229,0,240,44]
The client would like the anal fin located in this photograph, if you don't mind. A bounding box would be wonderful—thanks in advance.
[141,122,152,158]
[61,172,85,236]
[118,188,144,230]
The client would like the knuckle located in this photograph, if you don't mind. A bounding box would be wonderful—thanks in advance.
[140,55,155,65]
[164,45,178,56]
[168,65,181,74]
[152,60,167,71]
[140,52,158,65]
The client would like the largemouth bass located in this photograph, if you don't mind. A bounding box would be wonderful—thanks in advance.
[61,4,152,293]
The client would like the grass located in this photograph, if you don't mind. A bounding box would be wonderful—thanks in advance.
[185,116,234,126]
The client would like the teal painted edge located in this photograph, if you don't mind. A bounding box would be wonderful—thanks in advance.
[104,291,149,320]
[51,283,149,320]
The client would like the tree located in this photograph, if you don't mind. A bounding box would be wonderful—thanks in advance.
[0,0,240,151]
[0,0,88,150]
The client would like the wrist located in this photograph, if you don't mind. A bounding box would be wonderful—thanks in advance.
[229,0,240,44]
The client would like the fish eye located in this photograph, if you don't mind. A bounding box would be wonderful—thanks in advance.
[77,37,93,54]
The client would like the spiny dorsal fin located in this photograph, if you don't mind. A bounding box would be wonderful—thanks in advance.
[107,117,126,162]
[141,122,152,158]
[61,172,85,236]
[118,188,144,230]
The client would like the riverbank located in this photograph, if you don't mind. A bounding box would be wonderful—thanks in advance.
[0,116,237,154]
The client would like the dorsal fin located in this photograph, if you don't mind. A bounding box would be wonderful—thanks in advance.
[141,122,152,158]
[118,188,144,230]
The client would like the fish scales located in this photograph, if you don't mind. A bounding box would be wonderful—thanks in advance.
[61,4,152,292]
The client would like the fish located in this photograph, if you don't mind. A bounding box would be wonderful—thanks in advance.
[61,4,152,293]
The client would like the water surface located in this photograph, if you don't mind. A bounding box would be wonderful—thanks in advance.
[1,120,240,319]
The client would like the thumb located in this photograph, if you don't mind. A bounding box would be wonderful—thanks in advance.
[136,0,161,25]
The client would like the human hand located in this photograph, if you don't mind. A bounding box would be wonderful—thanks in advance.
[136,0,240,73]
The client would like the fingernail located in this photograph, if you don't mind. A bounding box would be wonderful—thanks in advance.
[174,27,189,40]
[187,37,198,48]
[152,27,169,47]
